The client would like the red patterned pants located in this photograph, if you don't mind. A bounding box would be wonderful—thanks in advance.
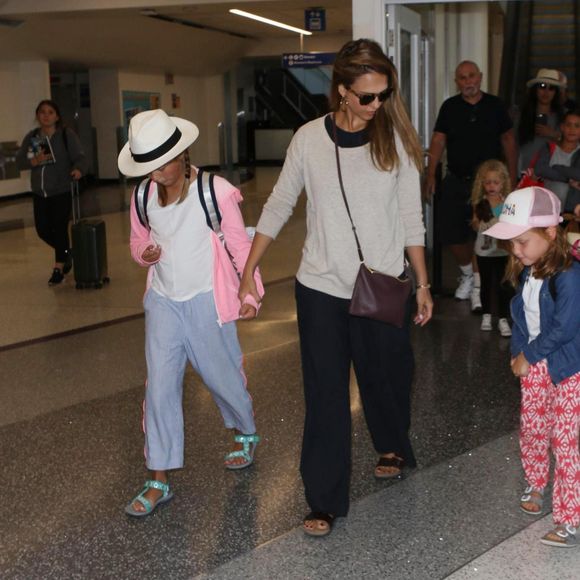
[520,360,580,526]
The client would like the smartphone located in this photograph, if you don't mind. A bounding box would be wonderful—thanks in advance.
[536,113,548,126]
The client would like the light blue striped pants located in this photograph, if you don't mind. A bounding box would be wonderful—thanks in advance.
[143,288,256,470]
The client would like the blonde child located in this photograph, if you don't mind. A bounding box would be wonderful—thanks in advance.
[471,160,513,336]
[486,186,580,547]
[117,110,264,517]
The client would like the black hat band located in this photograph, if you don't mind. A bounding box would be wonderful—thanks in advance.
[131,127,182,163]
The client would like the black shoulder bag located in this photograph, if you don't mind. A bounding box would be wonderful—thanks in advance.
[332,116,412,328]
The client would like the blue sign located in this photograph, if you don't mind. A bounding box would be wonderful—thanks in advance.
[282,52,336,68]
[305,8,325,32]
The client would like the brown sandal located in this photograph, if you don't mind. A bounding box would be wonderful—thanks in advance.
[303,512,334,537]
[375,455,404,479]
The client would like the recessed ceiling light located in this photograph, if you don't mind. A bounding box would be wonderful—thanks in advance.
[229,9,312,36]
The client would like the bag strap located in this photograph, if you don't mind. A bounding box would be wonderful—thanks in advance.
[549,271,559,301]
[332,115,365,264]
[135,170,223,238]
[197,169,224,242]
[135,177,153,229]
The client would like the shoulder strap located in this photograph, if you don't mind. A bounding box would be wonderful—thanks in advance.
[331,115,364,263]
[548,272,559,301]
[197,169,223,241]
[62,127,69,155]
[135,178,153,229]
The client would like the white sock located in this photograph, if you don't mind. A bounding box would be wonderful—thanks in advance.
[473,272,481,287]
[459,263,473,277]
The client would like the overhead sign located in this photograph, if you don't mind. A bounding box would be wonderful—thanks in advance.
[282,52,336,68]
[305,8,325,32]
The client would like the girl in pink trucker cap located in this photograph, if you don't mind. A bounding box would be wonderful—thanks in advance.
[486,186,580,547]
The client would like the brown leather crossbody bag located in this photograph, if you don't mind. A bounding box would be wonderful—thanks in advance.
[332,116,411,327]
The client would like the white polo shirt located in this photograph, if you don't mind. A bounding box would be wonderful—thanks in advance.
[147,187,213,301]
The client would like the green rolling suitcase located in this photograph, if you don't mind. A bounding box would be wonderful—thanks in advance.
[71,181,110,289]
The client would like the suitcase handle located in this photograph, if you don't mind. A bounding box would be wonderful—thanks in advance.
[71,180,81,224]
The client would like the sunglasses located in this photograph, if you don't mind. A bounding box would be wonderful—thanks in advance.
[537,83,557,91]
[349,87,394,106]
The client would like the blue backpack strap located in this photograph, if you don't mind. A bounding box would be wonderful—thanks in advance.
[134,178,152,229]
[548,272,559,301]
[197,169,223,241]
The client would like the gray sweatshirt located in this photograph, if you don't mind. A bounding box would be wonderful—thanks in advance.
[16,127,88,197]
[256,116,425,299]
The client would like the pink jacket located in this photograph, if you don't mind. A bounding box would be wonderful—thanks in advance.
[129,173,264,324]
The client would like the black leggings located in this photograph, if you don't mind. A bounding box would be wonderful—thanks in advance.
[33,193,71,263]
[476,255,513,317]
[295,279,415,517]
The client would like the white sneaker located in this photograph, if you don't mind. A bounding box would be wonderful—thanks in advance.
[498,318,512,337]
[455,274,474,300]
[481,313,492,331]
[470,286,482,312]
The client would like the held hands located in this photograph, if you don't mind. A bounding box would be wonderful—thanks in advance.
[511,352,530,377]
[414,287,434,327]
[238,270,261,320]
[141,244,161,264]
[239,303,257,320]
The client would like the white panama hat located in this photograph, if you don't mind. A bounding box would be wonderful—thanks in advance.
[117,109,199,177]
[526,68,565,88]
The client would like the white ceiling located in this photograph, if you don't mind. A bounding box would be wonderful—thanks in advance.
[0,1,352,76]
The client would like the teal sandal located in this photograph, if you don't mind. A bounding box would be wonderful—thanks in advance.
[224,433,261,470]
[125,479,174,517]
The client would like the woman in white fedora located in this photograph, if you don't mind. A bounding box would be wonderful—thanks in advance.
[518,68,565,173]
[118,109,263,517]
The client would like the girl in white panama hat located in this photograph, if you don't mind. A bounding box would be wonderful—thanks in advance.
[119,109,264,517]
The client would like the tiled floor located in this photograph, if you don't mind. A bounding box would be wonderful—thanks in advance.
[1,168,578,579]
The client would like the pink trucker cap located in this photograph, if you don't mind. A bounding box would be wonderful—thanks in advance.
[485,186,563,239]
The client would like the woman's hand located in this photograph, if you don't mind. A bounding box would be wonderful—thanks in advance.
[511,352,530,377]
[141,244,161,263]
[238,270,260,307]
[239,304,257,320]
[70,169,82,180]
[30,152,51,166]
[413,287,433,327]
[534,124,559,139]
[574,203,580,220]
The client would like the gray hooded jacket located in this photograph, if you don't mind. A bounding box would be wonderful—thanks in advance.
[16,127,88,197]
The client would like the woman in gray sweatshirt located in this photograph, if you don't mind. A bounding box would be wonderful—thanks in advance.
[239,39,433,537]
[17,100,88,285]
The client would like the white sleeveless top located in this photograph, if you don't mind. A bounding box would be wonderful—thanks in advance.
[147,186,213,301]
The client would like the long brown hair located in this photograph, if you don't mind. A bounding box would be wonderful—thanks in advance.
[330,38,423,172]
[156,149,191,207]
[471,159,510,222]
[504,226,573,288]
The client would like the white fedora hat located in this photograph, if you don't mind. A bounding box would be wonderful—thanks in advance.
[117,109,199,177]
[526,68,565,88]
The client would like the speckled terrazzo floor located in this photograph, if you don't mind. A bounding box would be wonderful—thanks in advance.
[1,292,530,580]
[1,172,575,580]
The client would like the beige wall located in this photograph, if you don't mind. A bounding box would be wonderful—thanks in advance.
[0,60,50,197]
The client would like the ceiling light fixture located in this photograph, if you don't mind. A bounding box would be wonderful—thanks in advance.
[229,8,312,36]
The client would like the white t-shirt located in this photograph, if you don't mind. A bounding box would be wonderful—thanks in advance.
[147,187,213,301]
[522,274,543,341]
